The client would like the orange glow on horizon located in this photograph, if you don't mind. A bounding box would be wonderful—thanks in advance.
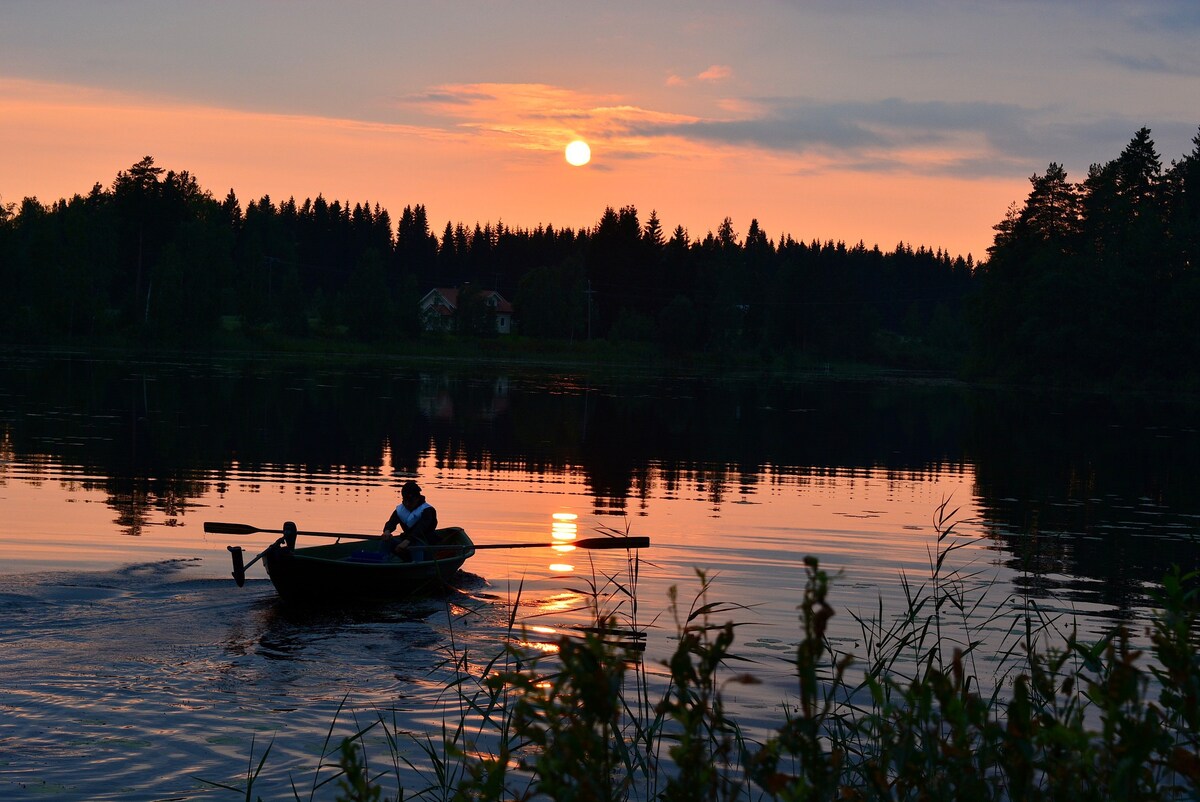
[0,77,1015,259]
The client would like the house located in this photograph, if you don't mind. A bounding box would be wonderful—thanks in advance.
[418,287,514,334]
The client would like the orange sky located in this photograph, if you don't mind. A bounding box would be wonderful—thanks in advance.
[3,3,1198,262]
[0,77,1020,259]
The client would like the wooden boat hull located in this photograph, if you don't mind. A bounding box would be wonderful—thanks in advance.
[263,527,475,601]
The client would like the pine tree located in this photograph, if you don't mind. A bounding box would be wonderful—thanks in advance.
[1017,163,1081,246]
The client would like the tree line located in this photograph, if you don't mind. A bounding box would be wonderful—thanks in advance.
[0,156,972,366]
[2,125,1198,387]
[977,126,1200,387]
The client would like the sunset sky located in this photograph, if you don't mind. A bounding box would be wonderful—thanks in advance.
[2,1,1198,261]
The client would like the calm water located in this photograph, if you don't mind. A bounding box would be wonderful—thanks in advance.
[1,353,1198,800]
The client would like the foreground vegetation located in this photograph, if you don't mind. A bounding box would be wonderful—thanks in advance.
[210,512,1200,800]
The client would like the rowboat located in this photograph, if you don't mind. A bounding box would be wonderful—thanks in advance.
[207,520,649,602]
[259,527,475,602]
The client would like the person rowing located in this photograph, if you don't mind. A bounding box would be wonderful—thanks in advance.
[380,480,438,561]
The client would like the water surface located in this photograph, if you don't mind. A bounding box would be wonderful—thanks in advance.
[1,354,1197,799]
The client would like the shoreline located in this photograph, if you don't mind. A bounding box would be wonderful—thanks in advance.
[2,337,1197,403]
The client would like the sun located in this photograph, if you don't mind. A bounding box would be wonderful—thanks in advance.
[565,139,591,167]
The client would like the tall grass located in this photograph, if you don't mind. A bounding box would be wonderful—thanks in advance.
[211,512,1200,800]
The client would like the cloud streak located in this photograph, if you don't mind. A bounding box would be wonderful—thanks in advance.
[697,65,732,82]
[1094,48,1200,76]
[627,96,1200,179]
[406,82,697,153]
[663,98,1037,176]
[404,84,1036,177]
[394,81,1200,183]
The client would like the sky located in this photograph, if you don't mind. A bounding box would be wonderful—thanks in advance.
[2,1,1199,261]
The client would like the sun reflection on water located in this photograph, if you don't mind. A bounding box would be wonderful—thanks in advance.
[515,639,561,655]
[549,511,578,572]
[516,625,563,654]
[551,512,577,539]
[534,591,580,615]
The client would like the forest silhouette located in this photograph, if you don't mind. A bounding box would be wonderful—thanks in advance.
[2,124,1198,388]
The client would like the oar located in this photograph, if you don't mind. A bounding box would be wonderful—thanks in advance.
[473,537,650,551]
[206,522,376,540]
[204,521,649,551]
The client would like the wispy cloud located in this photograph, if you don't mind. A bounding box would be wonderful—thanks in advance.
[400,81,1198,181]
[697,64,732,82]
[1094,48,1200,76]
[628,96,1040,176]
[401,83,1046,176]
[405,82,695,152]
[629,95,1200,178]
[1124,2,1200,32]
[665,64,733,88]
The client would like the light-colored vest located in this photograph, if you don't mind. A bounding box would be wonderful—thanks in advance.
[394,502,432,530]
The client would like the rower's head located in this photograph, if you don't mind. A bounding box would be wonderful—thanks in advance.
[401,480,422,502]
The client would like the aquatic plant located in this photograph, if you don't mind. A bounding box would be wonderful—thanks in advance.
[214,513,1200,801]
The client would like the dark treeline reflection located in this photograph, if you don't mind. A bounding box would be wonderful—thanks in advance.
[2,356,1198,610]
[1,355,972,492]
[970,390,1200,619]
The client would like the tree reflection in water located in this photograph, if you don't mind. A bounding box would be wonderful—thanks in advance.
[1,354,1199,616]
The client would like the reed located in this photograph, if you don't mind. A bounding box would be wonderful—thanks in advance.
[210,512,1200,801]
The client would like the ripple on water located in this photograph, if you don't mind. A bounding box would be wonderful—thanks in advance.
[0,562,515,800]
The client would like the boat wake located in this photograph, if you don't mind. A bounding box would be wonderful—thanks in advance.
[0,560,514,801]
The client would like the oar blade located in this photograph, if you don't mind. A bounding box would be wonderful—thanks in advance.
[574,536,651,550]
[205,522,263,536]
[227,545,246,587]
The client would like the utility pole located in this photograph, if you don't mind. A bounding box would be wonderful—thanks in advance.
[586,279,594,341]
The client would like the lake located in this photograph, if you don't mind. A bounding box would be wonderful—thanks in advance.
[1,353,1198,800]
